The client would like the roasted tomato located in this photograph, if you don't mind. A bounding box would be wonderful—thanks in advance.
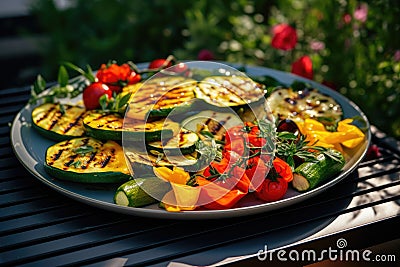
[255,177,288,202]
[255,157,292,201]
[82,82,112,110]
[245,156,269,190]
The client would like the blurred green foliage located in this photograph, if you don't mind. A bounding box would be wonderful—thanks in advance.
[30,0,399,138]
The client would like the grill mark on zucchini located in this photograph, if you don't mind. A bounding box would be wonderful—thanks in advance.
[101,155,112,168]
[64,154,78,167]
[36,105,57,123]
[63,112,85,134]
[59,140,72,147]
[81,152,97,169]
[199,112,230,138]
[52,149,65,161]
[48,112,63,130]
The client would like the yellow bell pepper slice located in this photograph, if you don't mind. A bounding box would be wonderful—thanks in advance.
[297,118,365,150]
[337,119,365,148]
[154,166,200,212]
[153,166,190,185]
[161,190,198,212]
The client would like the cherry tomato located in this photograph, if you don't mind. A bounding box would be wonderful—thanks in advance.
[255,177,288,202]
[83,82,112,110]
[223,139,245,159]
[245,157,269,190]
[248,133,266,148]
[169,62,189,74]
[272,157,293,182]
[225,122,258,145]
[225,125,247,145]
[148,59,172,70]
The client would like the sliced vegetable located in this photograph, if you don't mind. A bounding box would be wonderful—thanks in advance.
[197,177,247,210]
[154,166,200,211]
[114,177,170,207]
[126,76,196,119]
[147,128,199,154]
[181,110,243,141]
[125,151,199,177]
[32,103,86,141]
[297,118,365,150]
[267,87,343,126]
[44,137,131,183]
[195,76,265,107]
[83,111,179,142]
[292,149,345,191]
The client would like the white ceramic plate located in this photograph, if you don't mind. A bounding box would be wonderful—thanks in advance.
[11,64,370,219]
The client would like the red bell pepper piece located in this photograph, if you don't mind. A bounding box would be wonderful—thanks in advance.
[197,177,246,209]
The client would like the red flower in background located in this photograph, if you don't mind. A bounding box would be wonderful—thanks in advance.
[271,24,297,51]
[198,49,215,60]
[96,63,141,93]
[342,13,352,25]
[291,55,313,80]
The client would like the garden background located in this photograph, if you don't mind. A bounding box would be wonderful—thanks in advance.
[6,0,400,139]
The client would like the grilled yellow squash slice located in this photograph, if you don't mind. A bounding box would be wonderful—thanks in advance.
[83,111,180,142]
[44,137,131,183]
[195,76,265,107]
[32,103,86,141]
[126,76,197,119]
[267,88,343,126]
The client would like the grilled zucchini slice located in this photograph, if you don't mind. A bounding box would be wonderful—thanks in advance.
[125,151,198,177]
[195,76,265,108]
[83,111,180,142]
[126,76,197,119]
[181,110,243,141]
[267,88,343,127]
[32,103,86,141]
[146,128,199,154]
[44,137,131,183]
